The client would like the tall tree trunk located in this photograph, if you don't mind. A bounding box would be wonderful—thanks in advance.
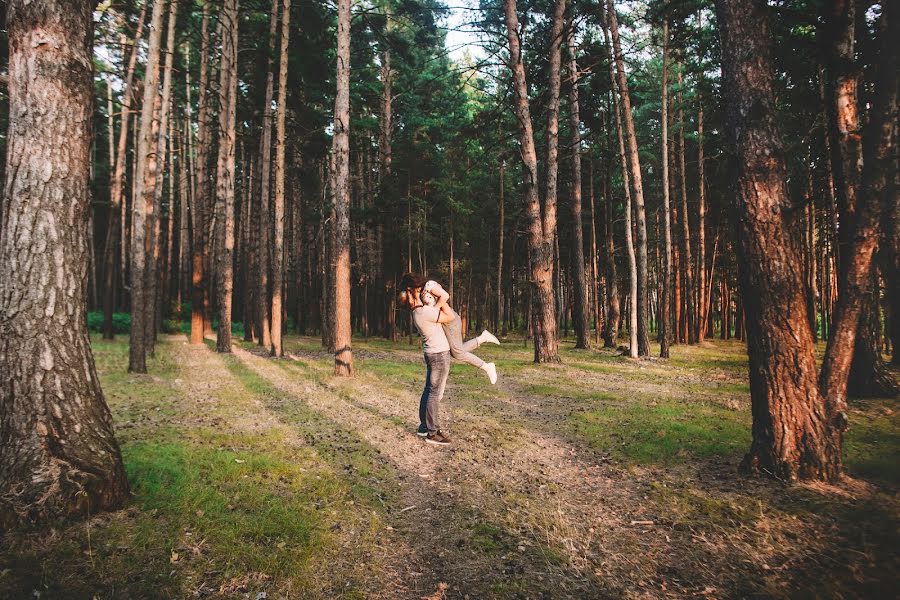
[503,0,561,363]
[148,0,179,354]
[190,2,211,344]
[717,0,842,481]
[589,152,603,344]
[271,0,291,357]
[215,0,239,353]
[697,93,708,341]
[677,65,696,344]
[497,158,505,333]
[103,2,147,340]
[568,25,590,349]
[129,0,166,373]
[602,109,620,347]
[824,0,899,399]
[332,0,353,375]
[602,20,637,357]
[0,0,129,527]
[607,0,649,356]
[660,22,673,358]
[256,3,278,351]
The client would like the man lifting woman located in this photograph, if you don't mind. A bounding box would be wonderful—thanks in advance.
[398,273,500,445]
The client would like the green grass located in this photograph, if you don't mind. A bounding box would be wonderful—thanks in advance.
[573,400,751,465]
[844,402,900,484]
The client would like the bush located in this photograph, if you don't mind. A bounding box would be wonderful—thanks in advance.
[87,311,132,334]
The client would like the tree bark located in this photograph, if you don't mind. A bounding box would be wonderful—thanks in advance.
[0,0,129,527]
[103,2,147,340]
[503,0,561,363]
[602,15,637,357]
[497,158,505,334]
[190,2,211,344]
[823,0,899,400]
[697,92,708,341]
[716,0,842,481]
[215,0,239,353]
[148,0,179,354]
[660,22,673,358]
[271,0,291,357]
[677,65,696,345]
[568,25,590,349]
[332,0,353,375]
[256,2,278,351]
[602,109,620,348]
[607,0,650,356]
[129,0,166,374]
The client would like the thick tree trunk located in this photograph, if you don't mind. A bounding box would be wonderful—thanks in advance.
[660,22,673,359]
[0,0,129,527]
[716,0,842,481]
[129,0,166,374]
[332,0,353,375]
[190,2,211,344]
[503,0,560,363]
[215,0,239,353]
[568,26,590,349]
[607,0,650,356]
[103,2,147,340]
[271,0,291,357]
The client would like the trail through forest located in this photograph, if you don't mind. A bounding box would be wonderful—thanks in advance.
[3,336,896,598]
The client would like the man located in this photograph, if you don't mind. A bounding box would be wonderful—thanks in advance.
[400,285,455,446]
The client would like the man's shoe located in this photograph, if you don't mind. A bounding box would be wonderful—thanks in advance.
[480,330,500,345]
[426,430,452,446]
[416,424,429,438]
[484,362,497,385]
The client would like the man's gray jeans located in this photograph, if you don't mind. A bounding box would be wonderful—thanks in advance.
[420,351,450,432]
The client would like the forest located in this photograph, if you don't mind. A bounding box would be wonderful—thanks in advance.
[0,0,897,597]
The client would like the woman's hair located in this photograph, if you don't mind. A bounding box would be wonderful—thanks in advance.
[399,272,429,293]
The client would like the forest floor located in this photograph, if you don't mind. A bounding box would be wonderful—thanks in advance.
[2,333,898,599]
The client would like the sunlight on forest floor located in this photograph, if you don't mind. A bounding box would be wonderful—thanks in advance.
[1,334,897,598]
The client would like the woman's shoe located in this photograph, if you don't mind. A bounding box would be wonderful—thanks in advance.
[480,330,500,345]
[484,362,497,384]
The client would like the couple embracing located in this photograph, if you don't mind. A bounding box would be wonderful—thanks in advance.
[398,273,500,446]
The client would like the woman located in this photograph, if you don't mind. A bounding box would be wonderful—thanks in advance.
[399,272,499,384]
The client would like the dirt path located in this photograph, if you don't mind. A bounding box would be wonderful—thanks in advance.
[166,337,897,599]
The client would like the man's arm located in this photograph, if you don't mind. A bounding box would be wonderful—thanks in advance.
[436,309,455,324]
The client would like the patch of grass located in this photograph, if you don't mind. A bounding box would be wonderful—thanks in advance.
[845,401,900,485]
[573,400,750,465]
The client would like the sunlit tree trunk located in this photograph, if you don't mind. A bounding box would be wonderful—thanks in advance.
[717,0,842,481]
[271,0,291,357]
[332,0,353,375]
[503,0,561,363]
[497,157,505,333]
[215,0,239,353]
[0,0,129,527]
[190,2,211,344]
